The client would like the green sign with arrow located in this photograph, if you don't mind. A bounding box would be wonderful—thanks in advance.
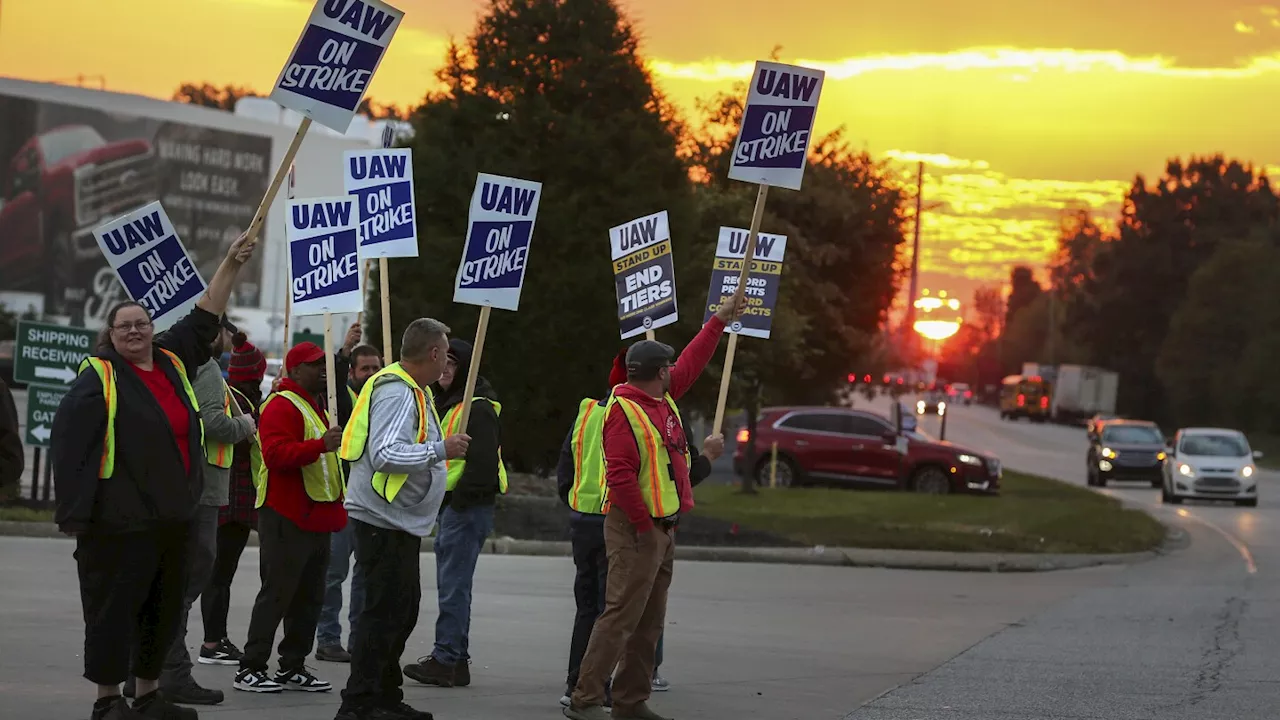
[25,384,67,448]
[14,320,96,387]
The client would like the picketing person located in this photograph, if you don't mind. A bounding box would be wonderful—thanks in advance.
[563,295,742,720]
[336,318,470,720]
[0,375,20,502]
[52,231,258,720]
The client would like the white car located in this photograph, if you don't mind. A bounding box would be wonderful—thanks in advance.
[1162,427,1262,507]
[259,358,283,398]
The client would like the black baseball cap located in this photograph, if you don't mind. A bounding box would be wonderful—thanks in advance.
[626,340,675,373]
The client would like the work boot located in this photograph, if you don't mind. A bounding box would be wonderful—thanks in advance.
[453,659,471,687]
[562,704,612,720]
[614,702,674,720]
[132,690,198,720]
[162,680,224,705]
[402,656,455,687]
[316,644,352,663]
[92,696,145,720]
[370,701,435,720]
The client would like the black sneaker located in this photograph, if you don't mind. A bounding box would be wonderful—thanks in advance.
[132,690,198,720]
[453,658,471,687]
[163,680,224,706]
[233,668,284,693]
[274,666,332,692]
[402,656,455,687]
[371,701,434,720]
[316,644,352,663]
[92,696,144,720]
[197,638,243,666]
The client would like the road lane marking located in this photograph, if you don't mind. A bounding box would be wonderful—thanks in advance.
[1108,492,1258,575]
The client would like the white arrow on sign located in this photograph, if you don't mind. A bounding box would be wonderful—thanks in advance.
[33,365,77,383]
[30,425,51,443]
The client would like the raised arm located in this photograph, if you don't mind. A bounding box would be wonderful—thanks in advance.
[197,230,257,318]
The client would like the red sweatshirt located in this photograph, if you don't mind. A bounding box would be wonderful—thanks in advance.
[258,378,347,533]
[604,316,726,532]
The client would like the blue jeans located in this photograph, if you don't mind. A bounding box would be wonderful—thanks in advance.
[430,504,494,664]
[317,521,367,648]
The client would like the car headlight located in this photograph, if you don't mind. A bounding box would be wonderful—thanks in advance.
[1101,447,1116,459]
[1157,451,1166,461]
[916,401,924,413]
[957,453,983,467]
[1178,463,1195,477]
[1242,465,1255,478]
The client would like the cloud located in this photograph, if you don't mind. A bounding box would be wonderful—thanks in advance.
[649,47,1280,82]
[884,150,990,170]
[1236,21,1259,34]
[1263,6,1279,16]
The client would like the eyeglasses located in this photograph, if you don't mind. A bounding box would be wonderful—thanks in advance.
[112,320,153,332]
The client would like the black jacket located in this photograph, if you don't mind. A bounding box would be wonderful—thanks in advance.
[0,377,21,499]
[53,307,219,534]
[556,398,712,509]
[435,375,502,511]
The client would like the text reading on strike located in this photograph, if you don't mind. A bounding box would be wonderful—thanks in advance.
[136,254,199,313]
[460,224,527,285]
[294,235,359,298]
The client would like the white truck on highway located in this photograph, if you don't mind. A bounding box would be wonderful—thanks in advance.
[1050,364,1118,424]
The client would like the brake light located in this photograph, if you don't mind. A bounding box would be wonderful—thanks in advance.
[864,374,872,383]
[964,390,972,398]
[1040,396,1049,409]
[1017,394,1026,407]
[736,429,750,444]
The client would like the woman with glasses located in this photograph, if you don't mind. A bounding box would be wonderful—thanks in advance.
[53,232,258,720]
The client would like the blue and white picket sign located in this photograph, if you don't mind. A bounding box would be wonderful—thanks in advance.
[343,148,417,258]
[727,60,825,191]
[286,196,364,316]
[270,0,404,133]
[92,201,207,330]
[702,226,788,339]
[453,173,543,312]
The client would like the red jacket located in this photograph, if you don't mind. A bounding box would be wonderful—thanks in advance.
[604,316,726,532]
[258,378,347,533]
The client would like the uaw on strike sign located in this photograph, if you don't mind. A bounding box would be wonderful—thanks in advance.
[454,173,543,311]
[703,227,788,339]
[610,211,678,339]
[92,202,208,329]
[271,0,404,133]
[344,148,417,258]
[286,197,364,315]
[728,61,825,191]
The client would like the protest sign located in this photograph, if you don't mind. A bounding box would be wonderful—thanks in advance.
[270,0,404,133]
[727,60,825,192]
[92,202,207,329]
[454,173,543,312]
[702,227,787,340]
[286,197,363,316]
[344,148,417,258]
[14,320,96,387]
[610,211,678,339]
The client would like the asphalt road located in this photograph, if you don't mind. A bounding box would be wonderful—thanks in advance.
[846,399,1280,719]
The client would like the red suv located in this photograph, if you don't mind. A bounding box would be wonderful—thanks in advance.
[733,406,1001,494]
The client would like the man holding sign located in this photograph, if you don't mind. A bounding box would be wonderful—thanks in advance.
[565,295,744,720]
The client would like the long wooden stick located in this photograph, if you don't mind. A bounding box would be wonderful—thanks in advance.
[324,311,338,428]
[247,118,311,249]
[379,256,392,361]
[712,333,739,435]
[358,259,371,324]
[456,306,491,433]
[645,329,656,341]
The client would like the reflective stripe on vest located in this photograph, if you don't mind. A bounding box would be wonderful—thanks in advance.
[339,363,438,503]
[252,390,344,508]
[76,349,204,479]
[604,394,687,518]
[441,398,508,494]
[347,385,358,407]
[568,398,609,514]
[204,383,235,469]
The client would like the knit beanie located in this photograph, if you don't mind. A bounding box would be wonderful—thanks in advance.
[229,335,267,385]
[608,348,627,388]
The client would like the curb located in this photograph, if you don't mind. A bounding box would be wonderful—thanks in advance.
[0,521,1180,572]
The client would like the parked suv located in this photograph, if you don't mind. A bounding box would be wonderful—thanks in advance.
[733,406,1001,494]
[1086,419,1165,487]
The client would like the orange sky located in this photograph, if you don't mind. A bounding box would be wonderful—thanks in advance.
[3,0,1278,311]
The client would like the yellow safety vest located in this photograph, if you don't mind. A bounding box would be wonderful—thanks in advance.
[76,348,204,479]
[604,394,688,518]
[252,390,344,507]
[568,398,609,514]
[205,381,235,469]
[339,363,438,503]
[441,398,509,494]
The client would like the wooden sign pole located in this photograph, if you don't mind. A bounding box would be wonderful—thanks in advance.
[323,311,338,428]
[279,161,299,360]
[358,259,370,325]
[379,257,392,361]
[711,182,771,435]
[248,118,311,249]
[645,329,656,341]
[455,306,491,432]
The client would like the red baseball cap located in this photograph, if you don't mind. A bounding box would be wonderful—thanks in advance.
[285,341,326,371]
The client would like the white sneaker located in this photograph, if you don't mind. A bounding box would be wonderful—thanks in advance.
[560,694,572,707]
[651,671,670,692]
[274,667,332,692]
[233,668,284,693]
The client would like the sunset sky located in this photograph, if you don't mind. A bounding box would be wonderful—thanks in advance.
[2,0,1278,312]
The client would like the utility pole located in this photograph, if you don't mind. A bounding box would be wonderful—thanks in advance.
[901,161,925,353]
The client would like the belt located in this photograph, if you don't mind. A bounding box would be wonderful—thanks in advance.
[654,514,679,530]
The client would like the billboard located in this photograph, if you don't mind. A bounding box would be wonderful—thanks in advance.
[0,94,272,326]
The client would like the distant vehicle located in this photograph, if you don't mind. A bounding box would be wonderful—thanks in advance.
[1086,412,1121,440]
[916,390,946,416]
[1051,365,1118,424]
[1162,428,1262,507]
[999,375,1051,422]
[734,406,1000,494]
[1087,420,1165,488]
[948,383,973,406]
[259,358,283,398]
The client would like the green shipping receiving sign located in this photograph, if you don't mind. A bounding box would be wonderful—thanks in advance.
[25,385,67,448]
[14,320,97,387]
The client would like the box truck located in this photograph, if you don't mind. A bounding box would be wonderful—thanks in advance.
[1050,364,1118,424]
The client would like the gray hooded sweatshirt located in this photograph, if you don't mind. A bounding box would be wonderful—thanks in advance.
[192,359,256,506]
[344,375,448,537]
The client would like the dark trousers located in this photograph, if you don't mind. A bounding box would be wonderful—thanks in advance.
[241,506,330,673]
[160,505,219,687]
[76,524,189,685]
[340,520,422,713]
[430,504,494,664]
[566,514,608,690]
[201,521,253,643]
